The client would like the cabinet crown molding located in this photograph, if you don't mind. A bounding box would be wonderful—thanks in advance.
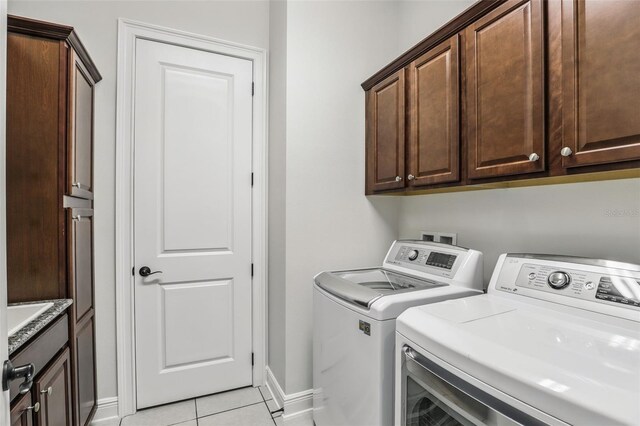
[8,15,102,82]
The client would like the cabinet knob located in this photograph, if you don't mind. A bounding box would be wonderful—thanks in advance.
[407,174,415,181]
[560,147,573,157]
[528,153,539,162]
[395,176,402,182]
[41,386,53,396]
[25,402,40,413]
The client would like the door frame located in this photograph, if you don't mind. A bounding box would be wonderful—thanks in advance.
[0,1,9,424]
[114,19,268,418]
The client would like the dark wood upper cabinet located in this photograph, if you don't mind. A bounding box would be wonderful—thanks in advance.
[407,35,460,187]
[34,348,73,426]
[559,0,640,168]
[68,53,95,199]
[10,392,34,426]
[366,70,406,193]
[465,0,545,179]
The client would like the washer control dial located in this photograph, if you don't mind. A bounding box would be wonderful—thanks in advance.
[407,250,419,261]
[548,271,571,289]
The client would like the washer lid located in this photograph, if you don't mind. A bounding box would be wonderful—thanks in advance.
[314,268,446,309]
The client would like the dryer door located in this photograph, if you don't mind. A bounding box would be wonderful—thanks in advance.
[400,346,554,426]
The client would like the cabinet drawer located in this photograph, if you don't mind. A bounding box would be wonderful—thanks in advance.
[10,314,69,402]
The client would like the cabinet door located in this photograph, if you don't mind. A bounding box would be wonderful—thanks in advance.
[407,35,459,187]
[366,69,405,193]
[560,0,640,167]
[67,208,94,324]
[465,0,545,179]
[74,316,96,426]
[34,348,73,426]
[68,52,94,199]
[10,392,34,426]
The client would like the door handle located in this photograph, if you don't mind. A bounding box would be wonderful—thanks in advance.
[2,360,35,394]
[139,266,163,277]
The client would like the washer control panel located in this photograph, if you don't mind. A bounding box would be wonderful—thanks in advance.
[384,241,473,279]
[506,262,640,309]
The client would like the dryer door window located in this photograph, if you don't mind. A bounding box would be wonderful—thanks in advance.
[401,346,548,426]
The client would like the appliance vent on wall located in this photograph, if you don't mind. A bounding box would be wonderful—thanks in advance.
[420,231,457,246]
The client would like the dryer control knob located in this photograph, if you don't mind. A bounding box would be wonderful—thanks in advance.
[548,271,571,289]
[407,250,419,261]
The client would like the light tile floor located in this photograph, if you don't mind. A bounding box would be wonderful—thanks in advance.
[119,386,288,426]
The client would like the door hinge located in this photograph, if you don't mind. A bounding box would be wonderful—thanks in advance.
[251,82,254,96]
[251,352,255,366]
[132,267,135,276]
[251,172,254,187]
[251,263,254,277]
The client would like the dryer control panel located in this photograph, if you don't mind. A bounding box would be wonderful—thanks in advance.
[493,254,640,315]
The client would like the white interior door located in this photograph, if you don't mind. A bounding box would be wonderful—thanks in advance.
[133,38,253,409]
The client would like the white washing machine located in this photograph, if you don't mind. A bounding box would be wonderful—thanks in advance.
[396,253,640,426]
[313,240,484,426]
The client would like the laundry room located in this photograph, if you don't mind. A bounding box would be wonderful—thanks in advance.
[0,0,638,425]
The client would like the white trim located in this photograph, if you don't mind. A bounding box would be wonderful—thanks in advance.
[90,398,119,425]
[265,367,314,420]
[115,18,268,418]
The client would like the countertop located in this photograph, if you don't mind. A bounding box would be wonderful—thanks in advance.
[8,299,73,355]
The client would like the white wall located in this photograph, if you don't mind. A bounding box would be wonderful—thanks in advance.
[7,0,270,403]
[397,0,475,51]
[398,179,640,284]
[275,0,401,394]
[268,0,288,388]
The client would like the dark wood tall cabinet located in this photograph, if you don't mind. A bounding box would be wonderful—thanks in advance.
[6,15,101,426]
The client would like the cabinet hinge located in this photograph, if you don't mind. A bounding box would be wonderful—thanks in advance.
[251,263,254,277]
[251,352,255,366]
[251,172,254,187]
[251,82,255,96]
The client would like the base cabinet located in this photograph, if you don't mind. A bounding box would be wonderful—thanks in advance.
[10,393,34,426]
[34,348,73,426]
[73,316,97,426]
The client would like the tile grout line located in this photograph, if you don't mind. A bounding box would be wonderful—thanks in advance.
[197,400,265,420]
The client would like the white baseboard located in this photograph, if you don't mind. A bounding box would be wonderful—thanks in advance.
[90,397,119,426]
[265,366,313,420]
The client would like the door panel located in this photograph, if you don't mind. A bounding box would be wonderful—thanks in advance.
[408,35,459,187]
[10,392,33,426]
[466,0,545,179]
[68,209,93,323]
[561,0,640,167]
[35,348,72,426]
[366,70,405,193]
[68,54,94,199]
[74,316,95,426]
[134,39,253,408]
